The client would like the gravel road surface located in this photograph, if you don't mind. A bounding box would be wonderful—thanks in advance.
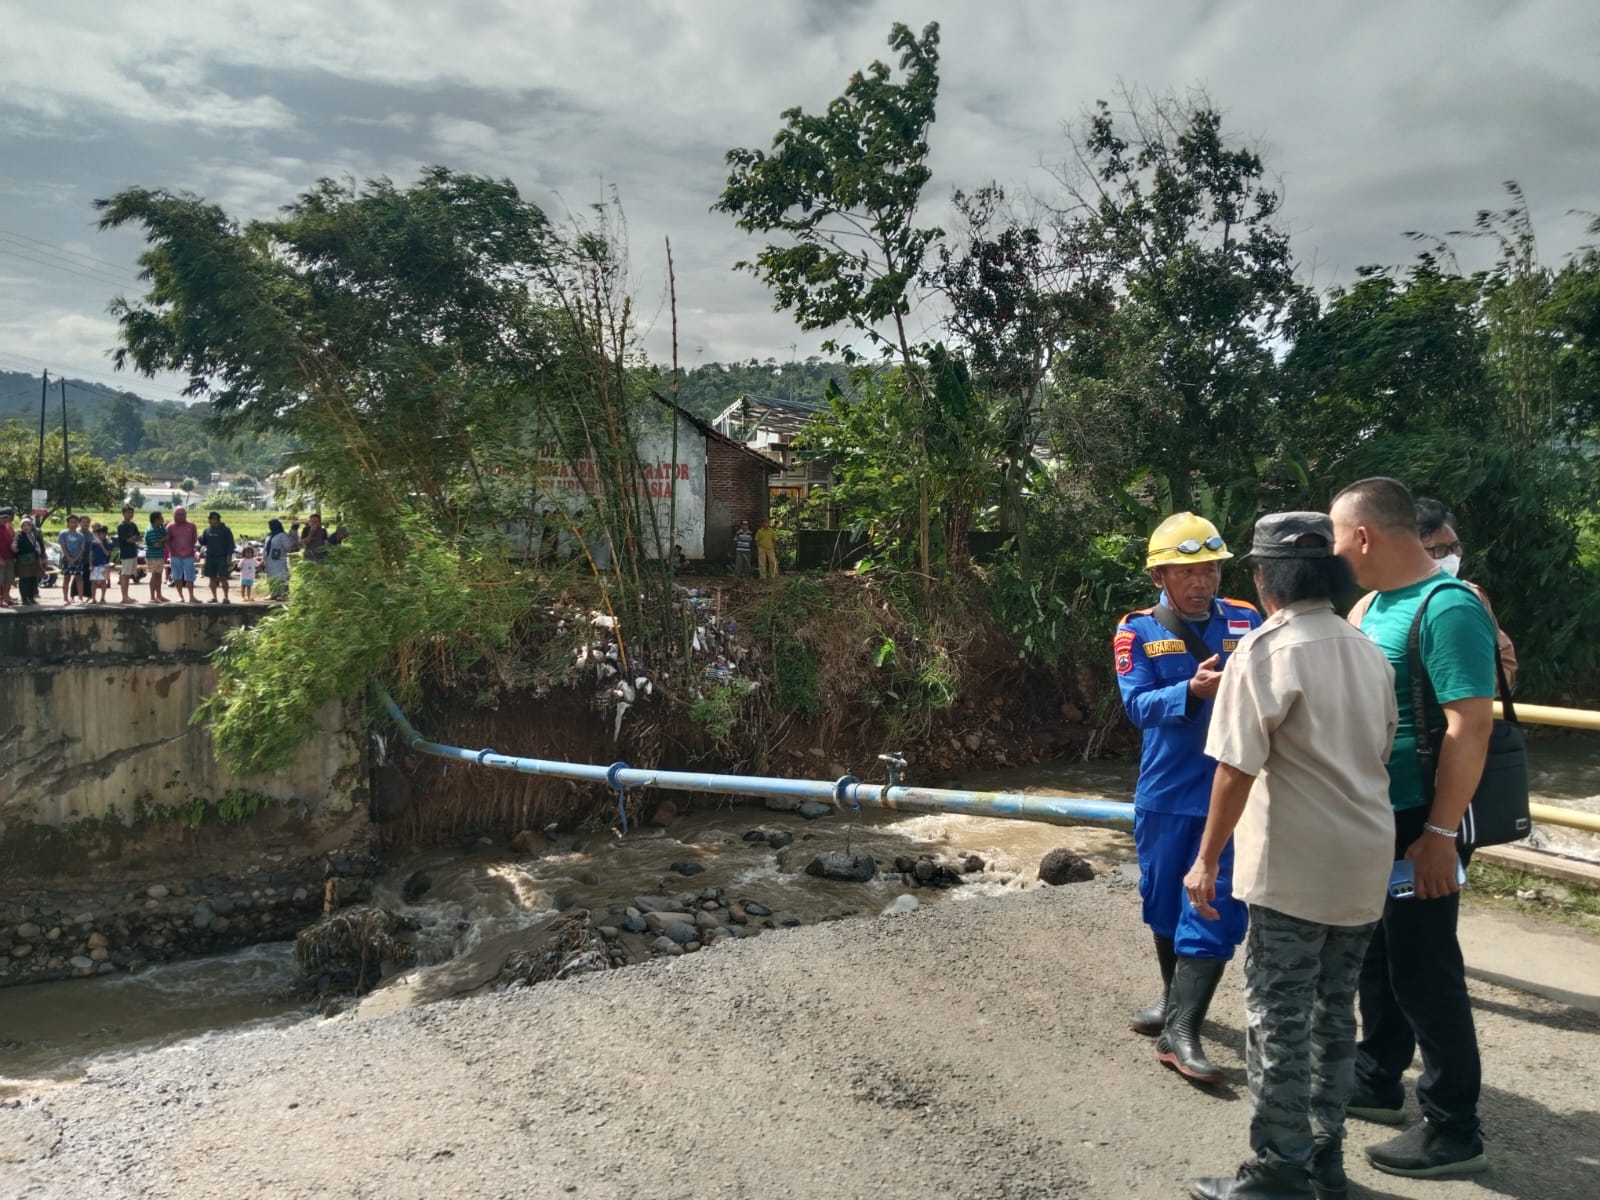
[3,878,1596,1199]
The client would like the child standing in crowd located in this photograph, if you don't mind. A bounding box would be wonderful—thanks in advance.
[145,511,168,604]
[238,544,258,601]
[89,524,112,603]
[58,514,88,604]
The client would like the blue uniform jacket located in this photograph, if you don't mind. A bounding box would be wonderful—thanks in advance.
[1115,593,1262,815]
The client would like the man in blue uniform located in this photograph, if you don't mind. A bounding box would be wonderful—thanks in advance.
[1115,512,1261,1083]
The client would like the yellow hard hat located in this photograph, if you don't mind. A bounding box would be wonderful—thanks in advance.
[1145,512,1232,569]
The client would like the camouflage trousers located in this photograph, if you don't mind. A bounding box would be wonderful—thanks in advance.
[1243,905,1377,1171]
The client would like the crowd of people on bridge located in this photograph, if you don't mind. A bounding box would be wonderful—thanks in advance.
[0,505,346,608]
[1117,479,1514,1198]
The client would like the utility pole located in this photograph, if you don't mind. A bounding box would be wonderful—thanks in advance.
[37,369,48,495]
[61,377,72,513]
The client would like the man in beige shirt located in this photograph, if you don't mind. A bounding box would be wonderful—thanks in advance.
[1184,512,1398,1200]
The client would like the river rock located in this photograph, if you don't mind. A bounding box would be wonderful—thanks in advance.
[651,936,675,954]
[145,885,169,900]
[803,852,876,883]
[797,801,832,821]
[86,931,109,950]
[71,955,94,972]
[961,854,985,874]
[743,829,769,843]
[210,897,237,916]
[633,895,689,915]
[16,922,40,940]
[510,829,551,854]
[727,905,748,925]
[662,921,699,946]
[741,901,772,918]
[669,861,706,877]
[11,943,31,958]
[191,903,216,930]
[643,911,693,935]
[765,831,794,850]
[90,947,109,962]
[1038,848,1096,885]
[913,859,937,884]
[881,894,921,916]
[648,800,680,829]
[209,917,230,934]
[764,796,802,813]
[693,911,720,931]
[620,913,647,934]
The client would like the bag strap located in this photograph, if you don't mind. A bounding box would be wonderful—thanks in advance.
[1406,579,1517,800]
[1152,604,1216,664]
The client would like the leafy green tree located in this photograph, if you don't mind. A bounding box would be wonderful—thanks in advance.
[95,392,146,456]
[1047,90,1309,536]
[928,185,1103,568]
[97,168,558,553]
[717,21,943,572]
[0,424,126,511]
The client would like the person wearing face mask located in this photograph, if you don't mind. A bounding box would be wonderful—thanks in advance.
[1347,498,1516,694]
[1115,512,1262,1085]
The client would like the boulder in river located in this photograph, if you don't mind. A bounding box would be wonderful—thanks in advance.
[765,830,794,850]
[643,911,694,935]
[510,828,552,854]
[797,801,832,821]
[1038,848,1096,885]
[633,895,688,914]
[648,800,680,829]
[400,871,433,903]
[804,852,877,883]
[669,861,706,877]
[741,901,772,917]
[764,796,803,813]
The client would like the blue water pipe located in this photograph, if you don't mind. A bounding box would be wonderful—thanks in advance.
[377,687,1135,832]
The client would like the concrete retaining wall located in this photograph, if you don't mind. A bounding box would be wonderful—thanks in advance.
[0,604,367,864]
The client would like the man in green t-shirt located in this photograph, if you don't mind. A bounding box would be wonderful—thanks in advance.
[1329,477,1495,1181]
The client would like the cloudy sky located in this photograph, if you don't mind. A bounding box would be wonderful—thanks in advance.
[1,0,1597,403]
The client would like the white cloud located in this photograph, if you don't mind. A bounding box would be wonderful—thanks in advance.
[0,0,1596,383]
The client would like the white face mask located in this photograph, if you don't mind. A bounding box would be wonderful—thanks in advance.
[1438,553,1462,577]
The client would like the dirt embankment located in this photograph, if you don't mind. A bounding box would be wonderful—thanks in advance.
[384,573,1122,847]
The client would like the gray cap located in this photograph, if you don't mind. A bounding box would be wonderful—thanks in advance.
[1244,511,1335,559]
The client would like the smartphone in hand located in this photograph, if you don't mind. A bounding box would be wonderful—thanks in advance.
[1388,858,1468,900]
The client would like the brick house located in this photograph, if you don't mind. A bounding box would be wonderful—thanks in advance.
[679,397,777,563]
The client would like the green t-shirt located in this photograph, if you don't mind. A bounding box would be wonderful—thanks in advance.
[1359,575,1497,811]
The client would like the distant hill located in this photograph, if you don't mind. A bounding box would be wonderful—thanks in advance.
[0,369,294,480]
[0,369,189,430]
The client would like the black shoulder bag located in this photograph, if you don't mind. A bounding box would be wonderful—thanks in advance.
[1407,581,1530,848]
[1151,604,1215,664]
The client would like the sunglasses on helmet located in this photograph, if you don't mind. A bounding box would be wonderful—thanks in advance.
[1175,535,1226,555]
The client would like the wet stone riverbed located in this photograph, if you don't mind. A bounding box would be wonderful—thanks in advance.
[0,762,1142,1089]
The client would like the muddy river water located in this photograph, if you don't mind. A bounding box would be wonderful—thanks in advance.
[2,744,1594,1091]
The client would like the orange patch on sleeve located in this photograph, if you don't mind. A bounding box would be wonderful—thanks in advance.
[1114,628,1136,675]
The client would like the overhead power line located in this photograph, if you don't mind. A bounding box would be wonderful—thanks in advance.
[0,229,141,279]
[0,243,134,291]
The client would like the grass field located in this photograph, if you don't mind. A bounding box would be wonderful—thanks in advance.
[66,510,279,542]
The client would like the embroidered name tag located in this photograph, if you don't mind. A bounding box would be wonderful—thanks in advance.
[1143,639,1186,656]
